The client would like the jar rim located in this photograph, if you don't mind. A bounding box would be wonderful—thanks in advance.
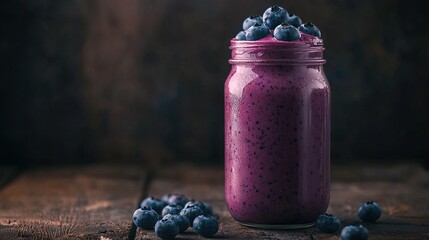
[229,38,326,65]
[230,32,324,47]
[228,59,326,65]
[230,39,323,49]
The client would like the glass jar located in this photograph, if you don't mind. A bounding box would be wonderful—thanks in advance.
[224,35,330,229]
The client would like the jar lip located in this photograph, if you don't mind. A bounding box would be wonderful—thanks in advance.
[228,59,327,65]
[230,42,325,52]
[229,33,324,50]
[229,37,326,65]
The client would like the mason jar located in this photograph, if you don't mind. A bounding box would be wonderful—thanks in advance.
[224,35,330,229]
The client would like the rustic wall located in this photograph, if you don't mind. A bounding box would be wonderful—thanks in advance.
[1,0,428,166]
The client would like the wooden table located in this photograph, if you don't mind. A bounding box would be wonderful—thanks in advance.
[0,163,428,239]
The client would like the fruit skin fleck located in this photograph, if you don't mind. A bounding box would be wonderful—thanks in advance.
[340,225,369,240]
[161,204,183,217]
[140,197,167,215]
[243,15,263,31]
[154,219,179,239]
[263,5,288,30]
[316,213,341,233]
[235,31,246,41]
[245,23,269,41]
[179,205,204,223]
[132,207,159,230]
[193,215,219,237]
[163,213,190,233]
[285,13,302,28]
[298,22,322,38]
[358,201,382,222]
[273,23,301,41]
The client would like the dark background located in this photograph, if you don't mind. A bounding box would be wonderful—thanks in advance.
[1,0,428,167]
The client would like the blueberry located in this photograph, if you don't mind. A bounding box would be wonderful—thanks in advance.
[132,207,159,230]
[316,213,341,233]
[202,202,214,216]
[179,205,203,223]
[243,15,263,31]
[163,213,190,233]
[165,194,189,207]
[193,215,219,237]
[273,23,301,41]
[160,194,172,204]
[184,200,213,216]
[263,5,288,30]
[140,197,166,215]
[235,31,246,41]
[160,193,172,205]
[155,219,179,239]
[358,201,382,222]
[162,204,183,217]
[245,23,269,41]
[298,22,321,38]
[340,225,369,240]
[285,13,302,28]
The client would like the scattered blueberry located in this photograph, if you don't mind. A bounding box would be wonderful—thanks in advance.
[155,219,179,239]
[184,200,213,216]
[358,201,382,222]
[243,15,263,31]
[273,23,301,41]
[245,23,269,41]
[132,207,159,230]
[263,5,288,30]
[163,213,190,233]
[285,13,302,28]
[179,205,204,223]
[316,213,341,233]
[166,194,189,207]
[140,197,166,215]
[162,204,183,217]
[193,215,219,237]
[298,22,322,38]
[235,31,246,41]
[340,225,369,240]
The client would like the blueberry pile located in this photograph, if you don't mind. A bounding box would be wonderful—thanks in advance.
[132,193,219,239]
[235,5,321,41]
[316,201,382,240]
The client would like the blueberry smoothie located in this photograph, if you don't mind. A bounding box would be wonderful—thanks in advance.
[224,6,330,229]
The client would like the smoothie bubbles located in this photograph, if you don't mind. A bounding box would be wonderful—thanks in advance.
[225,5,330,229]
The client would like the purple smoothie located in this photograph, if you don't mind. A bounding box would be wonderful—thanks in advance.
[224,33,330,227]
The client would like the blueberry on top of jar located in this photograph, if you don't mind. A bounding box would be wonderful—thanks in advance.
[243,15,263,31]
[298,22,322,38]
[285,13,302,28]
[245,23,269,41]
[263,5,288,30]
[274,23,301,41]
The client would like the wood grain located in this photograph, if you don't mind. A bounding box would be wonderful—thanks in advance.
[136,163,429,240]
[0,165,146,240]
[0,163,427,239]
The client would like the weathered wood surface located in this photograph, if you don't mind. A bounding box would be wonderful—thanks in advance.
[0,163,428,239]
[0,165,145,240]
[136,164,429,240]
